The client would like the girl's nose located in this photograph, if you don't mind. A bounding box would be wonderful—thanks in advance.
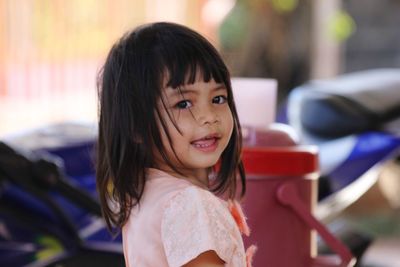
[197,106,219,125]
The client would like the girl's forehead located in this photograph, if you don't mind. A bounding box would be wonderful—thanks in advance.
[164,78,222,91]
[162,67,220,88]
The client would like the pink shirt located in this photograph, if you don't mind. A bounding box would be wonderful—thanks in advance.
[122,168,248,267]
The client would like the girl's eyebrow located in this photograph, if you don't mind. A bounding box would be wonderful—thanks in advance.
[210,85,227,92]
[166,84,226,97]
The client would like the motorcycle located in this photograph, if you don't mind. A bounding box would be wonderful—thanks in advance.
[285,68,400,265]
[0,123,124,267]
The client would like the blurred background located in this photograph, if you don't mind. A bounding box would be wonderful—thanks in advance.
[1,1,400,266]
[1,0,400,136]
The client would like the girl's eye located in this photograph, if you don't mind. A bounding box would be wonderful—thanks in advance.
[212,95,227,104]
[175,100,192,109]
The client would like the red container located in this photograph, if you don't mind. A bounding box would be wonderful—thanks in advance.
[241,146,355,267]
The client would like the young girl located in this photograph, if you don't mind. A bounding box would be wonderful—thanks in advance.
[96,22,256,267]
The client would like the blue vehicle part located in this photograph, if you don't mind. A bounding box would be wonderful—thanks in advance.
[328,132,400,191]
[0,141,124,266]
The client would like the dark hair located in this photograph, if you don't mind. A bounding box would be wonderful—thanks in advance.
[96,22,245,232]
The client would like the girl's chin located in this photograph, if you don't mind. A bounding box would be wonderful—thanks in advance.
[190,159,221,170]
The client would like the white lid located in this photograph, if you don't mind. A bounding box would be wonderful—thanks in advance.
[231,77,277,129]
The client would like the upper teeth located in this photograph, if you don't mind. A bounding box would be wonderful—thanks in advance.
[192,137,216,147]
[194,143,211,148]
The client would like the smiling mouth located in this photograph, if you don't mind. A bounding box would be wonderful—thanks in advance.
[191,134,221,151]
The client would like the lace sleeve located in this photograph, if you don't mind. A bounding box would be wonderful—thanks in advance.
[161,186,244,267]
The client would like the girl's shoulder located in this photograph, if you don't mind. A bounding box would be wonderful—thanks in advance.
[136,168,217,218]
[158,176,247,266]
[162,183,228,218]
[145,168,228,212]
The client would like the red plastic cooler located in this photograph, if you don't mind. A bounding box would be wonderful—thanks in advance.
[241,144,356,267]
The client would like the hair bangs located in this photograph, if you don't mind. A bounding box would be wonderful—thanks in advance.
[158,41,227,89]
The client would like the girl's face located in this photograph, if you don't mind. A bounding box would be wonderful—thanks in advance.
[155,76,234,181]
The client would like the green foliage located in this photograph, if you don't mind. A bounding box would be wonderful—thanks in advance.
[328,10,356,42]
[271,0,298,13]
[219,2,249,50]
